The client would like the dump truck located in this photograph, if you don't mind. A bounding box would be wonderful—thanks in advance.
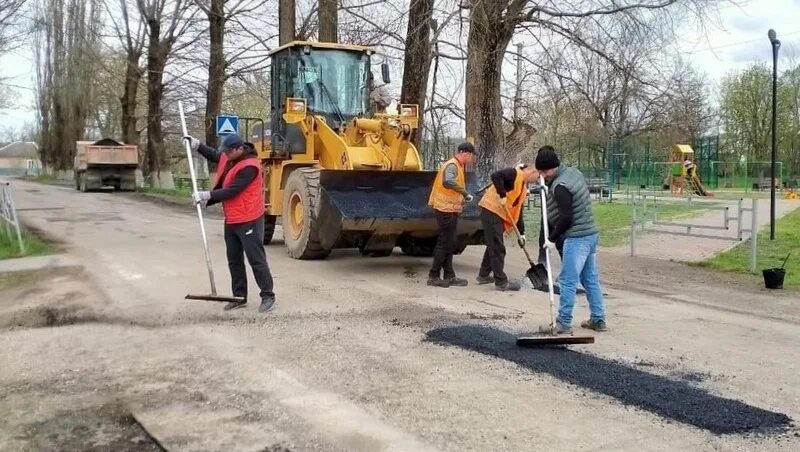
[74,138,139,192]
[254,41,484,259]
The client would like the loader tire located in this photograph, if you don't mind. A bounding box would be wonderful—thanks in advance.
[400,241,435,257]
[282,168,331,259]
[263,214,277,245]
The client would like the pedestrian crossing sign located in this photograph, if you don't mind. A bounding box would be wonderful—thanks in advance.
[216,114,239,136]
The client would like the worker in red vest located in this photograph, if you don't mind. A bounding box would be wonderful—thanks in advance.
[184,133,275,313]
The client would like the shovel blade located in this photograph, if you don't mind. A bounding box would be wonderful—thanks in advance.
[525,264,549,290]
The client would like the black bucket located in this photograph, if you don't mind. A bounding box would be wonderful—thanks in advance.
[762,268,786,289]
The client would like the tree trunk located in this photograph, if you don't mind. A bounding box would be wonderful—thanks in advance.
[279,0,295,45]
[318,0,337,43]
[400,0,433,149]
[145,19,167,181]
[121,50,142,146]
[205,0,226,148]
[465,6,513,176]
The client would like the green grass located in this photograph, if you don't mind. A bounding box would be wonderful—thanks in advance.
[0,227,53,260]
[699,207,800,288]
[523,201,710,247]
[139,186,192,198]
[24,173,60,184]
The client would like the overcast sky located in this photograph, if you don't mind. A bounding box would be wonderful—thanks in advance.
[0,0,798,136]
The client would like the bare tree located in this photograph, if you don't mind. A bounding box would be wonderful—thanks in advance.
[318,0,337,42]
[103,0,146,146]
[400,0,433,147]
[0,0,26,55]
[279,0,295,44]
[463,0,721,173]
[34,0,102,171]
[136,0,197,184]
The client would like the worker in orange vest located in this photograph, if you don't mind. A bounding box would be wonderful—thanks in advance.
[476,163,540,291]
[427,142,477,288]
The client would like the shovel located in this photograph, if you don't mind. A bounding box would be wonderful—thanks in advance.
[501,201,548,290]
[178,101,245,304]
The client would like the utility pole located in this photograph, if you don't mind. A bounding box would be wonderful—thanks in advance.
[768,29,781,240]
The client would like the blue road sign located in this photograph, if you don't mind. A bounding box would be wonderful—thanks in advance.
[216,114,239,136]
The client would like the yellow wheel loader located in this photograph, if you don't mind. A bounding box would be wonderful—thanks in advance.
[254,41,484,259]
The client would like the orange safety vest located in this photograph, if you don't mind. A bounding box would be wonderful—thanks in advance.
[428,158,466,213]
[478,168,527,231]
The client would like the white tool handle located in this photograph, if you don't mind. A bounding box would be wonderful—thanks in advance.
[179,101,217,295]
[539,175,556,330]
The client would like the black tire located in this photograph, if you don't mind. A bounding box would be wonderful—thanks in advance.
[263,214,277,245]
[78,173,87,192]
[400,241,435,257]
[360,247,393,257]
[282,168,331,259]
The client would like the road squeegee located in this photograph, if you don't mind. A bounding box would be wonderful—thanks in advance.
[179,101,245,304]
[517,175,594,347]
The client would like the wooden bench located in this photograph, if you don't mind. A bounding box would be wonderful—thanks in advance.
[585,177,606,194]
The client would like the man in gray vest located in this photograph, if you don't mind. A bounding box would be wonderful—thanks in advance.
[535,146,607,333]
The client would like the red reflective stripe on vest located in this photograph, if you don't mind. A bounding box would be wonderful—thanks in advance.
[218,154,264,224]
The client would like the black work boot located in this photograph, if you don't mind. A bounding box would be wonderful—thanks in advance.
[496,281,521,291]
[259,296,275,313]
[444,277,468,287]
[427,277,450,288]
[223,299,247,311]
[476,275,494,285]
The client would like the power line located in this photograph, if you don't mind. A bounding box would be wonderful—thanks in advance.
[683,29,800,55]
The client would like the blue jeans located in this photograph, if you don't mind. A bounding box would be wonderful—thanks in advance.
[557,233,605,327]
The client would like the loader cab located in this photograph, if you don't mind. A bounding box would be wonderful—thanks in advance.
[270,41,380,155]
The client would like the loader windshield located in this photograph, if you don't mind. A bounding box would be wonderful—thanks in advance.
[293,50,369,123]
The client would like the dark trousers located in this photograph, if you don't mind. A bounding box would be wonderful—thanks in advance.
[224,216,274,300]
[429,211,459,279]
[479,208,508,286]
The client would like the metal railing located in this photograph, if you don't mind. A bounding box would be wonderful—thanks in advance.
[630,195,758,272]
[1,182,25,253]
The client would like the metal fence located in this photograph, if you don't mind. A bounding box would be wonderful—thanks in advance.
[629,195,758,272]
[1,182,25,253]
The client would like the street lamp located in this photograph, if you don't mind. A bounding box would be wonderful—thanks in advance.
[768,29,781,241]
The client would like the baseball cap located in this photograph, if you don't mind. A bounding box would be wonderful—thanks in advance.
[220,134,244,153]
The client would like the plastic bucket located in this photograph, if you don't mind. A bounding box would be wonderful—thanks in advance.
[762,268,786,289]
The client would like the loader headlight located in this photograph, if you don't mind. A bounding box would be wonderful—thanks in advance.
[399,104,418,118]
[287,98,307,113]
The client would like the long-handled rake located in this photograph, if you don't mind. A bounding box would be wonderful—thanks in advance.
[517,175,594,346]
[179,101,245,304]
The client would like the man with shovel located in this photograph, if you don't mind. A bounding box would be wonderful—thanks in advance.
[476,163,540,291]
[183,134,275,313]
[534,146,607,333]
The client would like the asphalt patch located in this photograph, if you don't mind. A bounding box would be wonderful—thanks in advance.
[425,324,792,435]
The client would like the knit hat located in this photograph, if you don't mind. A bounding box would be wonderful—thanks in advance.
[534,146,560,171]
[457,142,476,154]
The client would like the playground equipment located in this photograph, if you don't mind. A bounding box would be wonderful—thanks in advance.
[669,145,713,197]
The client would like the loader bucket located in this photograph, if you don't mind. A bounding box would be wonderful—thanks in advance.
[314,170,484,255]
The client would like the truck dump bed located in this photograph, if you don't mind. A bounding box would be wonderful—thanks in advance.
[75,139,138,170]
